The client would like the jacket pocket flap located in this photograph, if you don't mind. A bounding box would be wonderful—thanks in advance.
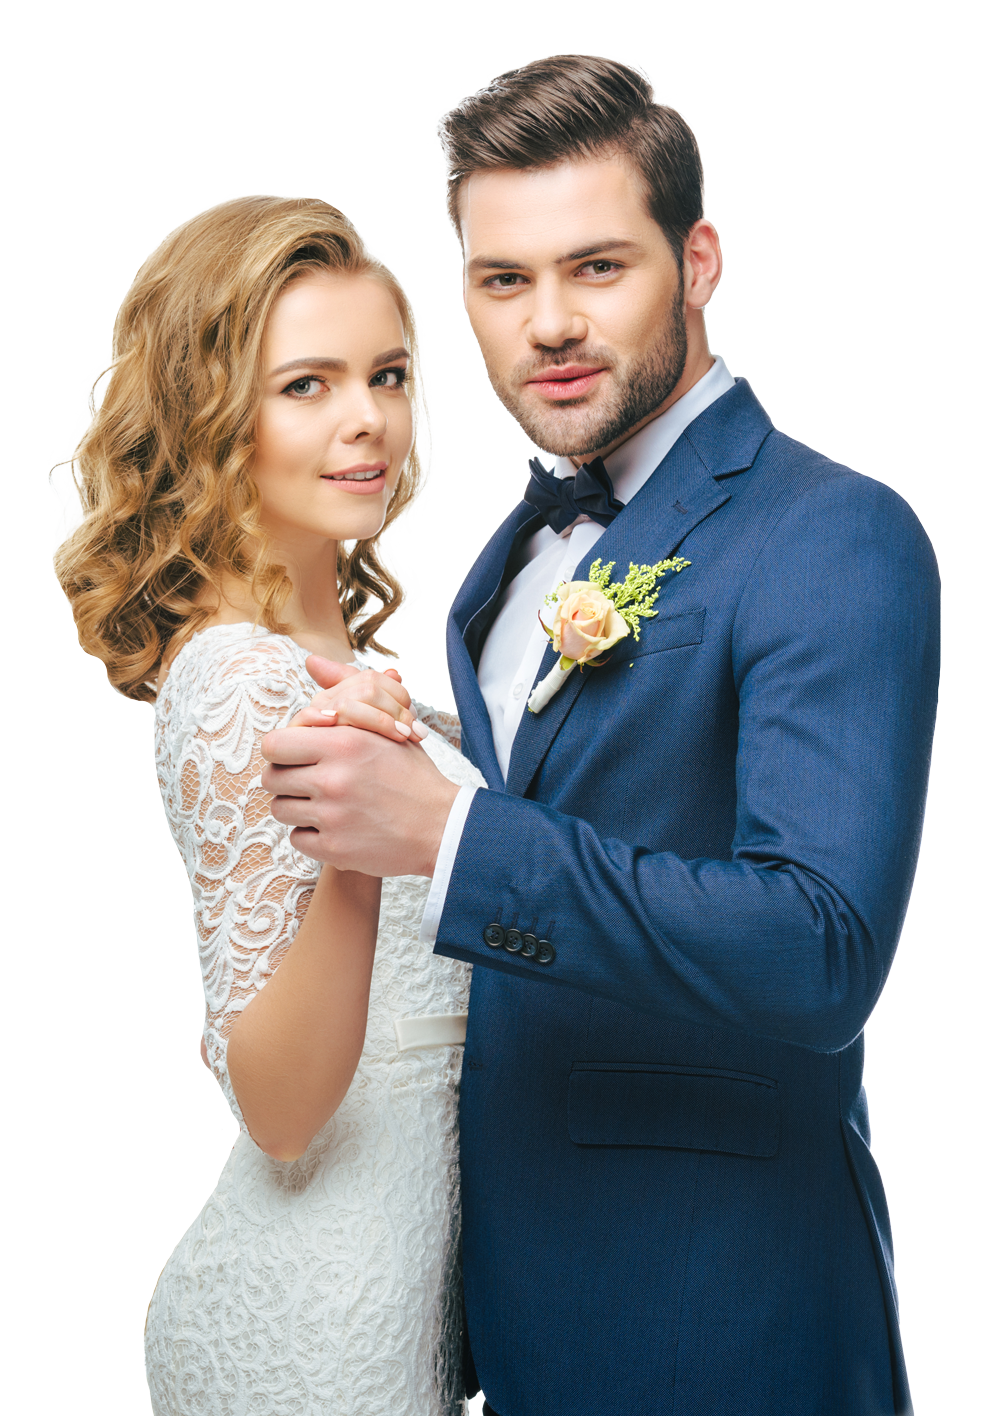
[568,1063,779,1158]
[626,607,705,661]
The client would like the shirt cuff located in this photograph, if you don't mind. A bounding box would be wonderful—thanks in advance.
[418,783,480,946]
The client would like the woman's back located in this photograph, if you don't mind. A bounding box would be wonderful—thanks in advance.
[146,623,480,1415]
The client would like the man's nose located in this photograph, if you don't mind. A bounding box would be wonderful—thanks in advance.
[525,278,587,350]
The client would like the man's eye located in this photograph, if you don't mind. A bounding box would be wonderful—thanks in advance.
[582,260,619,276]
[486,272,527,289]
[283,376,324,398]
[370,367,408,388]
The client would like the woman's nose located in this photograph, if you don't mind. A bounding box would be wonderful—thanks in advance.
[338,381,388,441]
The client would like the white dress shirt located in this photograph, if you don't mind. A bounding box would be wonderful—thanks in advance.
[419,357,736,945]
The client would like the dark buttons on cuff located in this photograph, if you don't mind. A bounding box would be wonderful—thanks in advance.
[483,924,505,948]
[535,939,556,965]
[503,928,523,952]
[519,932,538,959]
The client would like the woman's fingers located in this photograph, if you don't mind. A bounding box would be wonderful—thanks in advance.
[308,669,413,724]
[289,700,428,744]
[303,655,360,690]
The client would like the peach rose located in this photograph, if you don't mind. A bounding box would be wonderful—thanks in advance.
[548,581,630,665]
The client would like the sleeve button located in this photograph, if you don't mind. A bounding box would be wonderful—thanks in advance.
[536,939,556,965]
[519,932,538,958]
[503,928,523,952]
[483,924,505,948]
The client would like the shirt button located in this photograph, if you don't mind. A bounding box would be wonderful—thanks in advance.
[512,682,524,700]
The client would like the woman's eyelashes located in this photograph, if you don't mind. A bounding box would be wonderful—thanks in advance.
[283,375,327,399]
[281,366,409,399]
[370,365,409,389]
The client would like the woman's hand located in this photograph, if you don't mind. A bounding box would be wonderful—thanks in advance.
[288,655,429,743]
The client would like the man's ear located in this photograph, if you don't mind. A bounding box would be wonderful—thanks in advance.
[684,220,723,310]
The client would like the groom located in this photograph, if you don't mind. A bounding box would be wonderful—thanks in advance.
[263,55,937,1415]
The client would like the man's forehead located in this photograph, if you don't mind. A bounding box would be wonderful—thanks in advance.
[458,158,654,265]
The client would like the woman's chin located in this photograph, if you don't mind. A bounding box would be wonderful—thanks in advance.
[318,504,390,543]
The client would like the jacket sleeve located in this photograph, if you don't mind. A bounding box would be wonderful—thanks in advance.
[433,475,939,1053]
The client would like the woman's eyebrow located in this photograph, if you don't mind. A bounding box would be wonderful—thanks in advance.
[269,348,409,377]
[369,347,409,369]
[270,356,347,376]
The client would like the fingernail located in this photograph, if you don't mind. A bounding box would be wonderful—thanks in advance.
[396,721,412,737]
[320,709,338,720]
[411,720,429,740]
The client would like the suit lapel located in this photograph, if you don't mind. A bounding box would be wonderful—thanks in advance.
[503,378,773,799]
[447,503,541,791]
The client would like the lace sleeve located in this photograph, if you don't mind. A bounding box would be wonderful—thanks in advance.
[411,702,462,752]
[155,629,319,1127]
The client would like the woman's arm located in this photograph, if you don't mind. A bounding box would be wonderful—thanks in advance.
[226,867,380,1161]
[158,634,405,1161]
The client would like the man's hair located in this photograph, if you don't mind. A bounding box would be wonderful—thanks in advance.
[439,55,703,266]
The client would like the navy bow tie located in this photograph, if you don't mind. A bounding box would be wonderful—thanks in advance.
[524,456,624,535]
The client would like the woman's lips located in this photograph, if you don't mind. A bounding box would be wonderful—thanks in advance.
[526,366,606,400]
[321,463,387,495]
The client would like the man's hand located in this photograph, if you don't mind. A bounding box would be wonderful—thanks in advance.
[261,722,459,877]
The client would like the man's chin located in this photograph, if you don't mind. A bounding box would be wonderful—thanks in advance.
[513,400,618,459]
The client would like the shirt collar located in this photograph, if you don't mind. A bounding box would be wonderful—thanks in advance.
[548,357,736,521]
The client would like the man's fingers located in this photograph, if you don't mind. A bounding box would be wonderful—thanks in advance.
[268,790,319,827]
[304,654,360,690]
[260,726,327,765]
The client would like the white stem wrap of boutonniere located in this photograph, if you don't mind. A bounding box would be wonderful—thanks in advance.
[527,555,691,713]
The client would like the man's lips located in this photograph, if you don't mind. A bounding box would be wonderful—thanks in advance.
[525,365,607,400]
[320,462,387,494]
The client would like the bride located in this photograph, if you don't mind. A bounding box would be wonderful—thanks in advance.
[55,195,483,1415]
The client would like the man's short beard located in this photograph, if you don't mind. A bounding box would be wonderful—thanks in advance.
[488,285,688,458]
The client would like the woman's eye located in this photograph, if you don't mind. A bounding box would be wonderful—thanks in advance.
[370,367,408,389]
[283,376,324,398]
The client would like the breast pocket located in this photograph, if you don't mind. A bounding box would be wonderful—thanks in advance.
[628,607,705,661]
[568,1062,779,1158]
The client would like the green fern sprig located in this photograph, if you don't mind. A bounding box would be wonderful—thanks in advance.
[587,556,691,639]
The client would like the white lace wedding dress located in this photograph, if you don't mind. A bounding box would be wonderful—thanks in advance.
[144,623,483,1416]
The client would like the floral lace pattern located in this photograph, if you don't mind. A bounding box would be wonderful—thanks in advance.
[145,624,483,1415]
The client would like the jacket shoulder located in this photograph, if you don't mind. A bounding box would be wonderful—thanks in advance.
[748,430,936,566]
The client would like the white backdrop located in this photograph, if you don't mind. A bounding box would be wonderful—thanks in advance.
[2,2,995,1411]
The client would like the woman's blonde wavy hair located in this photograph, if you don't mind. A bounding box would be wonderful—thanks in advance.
[55,195,421,703]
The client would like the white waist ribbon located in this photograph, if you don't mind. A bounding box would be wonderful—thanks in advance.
[393,1014,468,1053]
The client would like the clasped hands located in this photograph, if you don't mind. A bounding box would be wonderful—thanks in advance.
[260,657,460,879]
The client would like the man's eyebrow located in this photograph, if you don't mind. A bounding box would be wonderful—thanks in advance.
[556,239,642,264]
[467,239,642,274]
[467,256,527,273]
[269,348,409,378]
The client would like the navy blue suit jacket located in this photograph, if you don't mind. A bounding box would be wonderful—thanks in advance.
[434,380,938,1415]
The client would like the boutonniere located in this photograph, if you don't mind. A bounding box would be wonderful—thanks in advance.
[527,555,691,713]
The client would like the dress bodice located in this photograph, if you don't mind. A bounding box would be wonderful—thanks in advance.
[146,623,484,1415]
